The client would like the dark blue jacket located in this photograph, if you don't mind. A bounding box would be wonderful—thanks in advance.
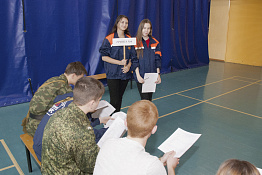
[132,36,161,82]
[33,98,107,161]
[99,32,138,80]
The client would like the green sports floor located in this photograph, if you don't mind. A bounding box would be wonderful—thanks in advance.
[0,60,262,175]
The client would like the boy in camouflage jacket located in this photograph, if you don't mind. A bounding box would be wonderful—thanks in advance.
[41,77,105,174]
[25,61,87,136]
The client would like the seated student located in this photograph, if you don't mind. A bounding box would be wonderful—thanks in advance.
[216,159,260,175]
[33,93,110,161]
[94,100,180,175]
[41,77,104,174]
[25,61,87,137]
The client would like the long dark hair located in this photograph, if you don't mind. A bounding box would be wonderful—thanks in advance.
[136,19,152,59]
[110,15,131,36]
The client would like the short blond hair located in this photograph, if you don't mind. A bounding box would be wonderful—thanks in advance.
[127,100,158,138]
[216,159,260,175]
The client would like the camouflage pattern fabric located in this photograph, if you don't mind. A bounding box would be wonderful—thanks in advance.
[26,117,40,137]
[41,102,99,175]
[29,74,72,116]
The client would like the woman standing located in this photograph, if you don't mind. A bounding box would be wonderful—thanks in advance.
[99,15,137,112]
[133,19,162,101]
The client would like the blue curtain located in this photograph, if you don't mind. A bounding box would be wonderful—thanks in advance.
[24,0,116,94]
[24,0,82,90]
[78,0,118,75]
[0,0,210,107]
[118,0,210,73]
[0,0,30,106]
[171,0,210,71]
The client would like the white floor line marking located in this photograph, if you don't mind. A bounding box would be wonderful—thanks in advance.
[159,80,261,119]
[0,139,24,175]
[121,76,237,110]
[234,76,262,81]
[153,76,237,101]
[177,93,262,119]
[0,165,15,172]
[231,78,262,85]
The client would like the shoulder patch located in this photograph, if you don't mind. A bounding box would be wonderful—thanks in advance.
[105,33,115,46]
[151,37,159,44]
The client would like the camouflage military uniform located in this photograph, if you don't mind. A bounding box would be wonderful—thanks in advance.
[41,102,99,175]
[26,74,72,136]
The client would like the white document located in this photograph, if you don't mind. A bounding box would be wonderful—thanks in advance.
[158,128,201,158]
[104,111,127,128]
[91,100,115,118]
[96,100,109,110]
[142,73,158,93]
[97,116,127,148]
[257,167,262,174]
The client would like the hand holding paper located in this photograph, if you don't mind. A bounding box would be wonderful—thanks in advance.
[104,111,127,128]
[155,74,161,84]
[99,116,114,124]
[142,73,158,93]
[97,112,127,148]
[92,100,115,118]
[158,128,201,158]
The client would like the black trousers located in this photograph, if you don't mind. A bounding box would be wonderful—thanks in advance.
[107,79,129,112]
[136,82,153,101]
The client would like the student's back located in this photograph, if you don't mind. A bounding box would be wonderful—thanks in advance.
[41,102,99,174]
[33,96,107,162]
[41,77,105,175]
[94,100,179,175]
[24,61,87,137]
[94,137,166,175]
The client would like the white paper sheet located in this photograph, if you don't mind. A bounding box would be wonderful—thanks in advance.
[97,116,127,148]
[104,111,127,128]
[257,167,262,174]
[142,73,158,93]
[158,128,201,158]
[96,100,109,110]
[91,100,115,118]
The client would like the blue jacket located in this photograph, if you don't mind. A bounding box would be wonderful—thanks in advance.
[99,32,137,80]
[33,98,107,161]
[132,36,162,82]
